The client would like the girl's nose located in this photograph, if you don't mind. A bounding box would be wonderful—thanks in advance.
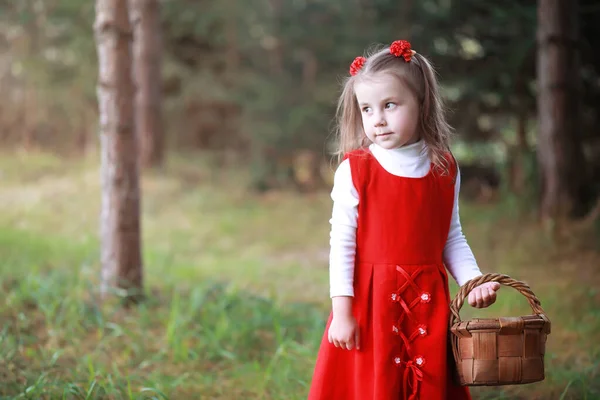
[374,114,386,127]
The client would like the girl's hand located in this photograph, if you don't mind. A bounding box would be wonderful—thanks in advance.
[328,314,360,351]
[468,282,500,308]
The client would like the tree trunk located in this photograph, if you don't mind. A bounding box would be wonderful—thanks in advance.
[268,0,284,76]
[130,0,164,168]
[536,0,585,224]
[95,0,143,302]
[224,0,239,82]
[509,54,532,195]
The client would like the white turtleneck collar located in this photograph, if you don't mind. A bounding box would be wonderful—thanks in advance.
[368,140,430,178]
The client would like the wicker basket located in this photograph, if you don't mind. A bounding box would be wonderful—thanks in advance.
[449,273,551,386]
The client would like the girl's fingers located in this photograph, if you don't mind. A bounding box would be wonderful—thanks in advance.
[470,290,477,307]
[475,289,483,308]
[341,338,351,350]
[468,283,501,308]
[481,288,491,305]
[346,338,354,350]
[333,336,360,351]
[468,292,476,307]
[487,286,496,299]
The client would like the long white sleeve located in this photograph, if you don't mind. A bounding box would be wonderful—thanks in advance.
[328,142,482,298]
[328,159,358,298]
[442,172,483,286]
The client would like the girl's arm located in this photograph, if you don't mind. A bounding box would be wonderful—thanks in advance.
[443,169,500,308]
[328,160,361,350]
[328,159,358,298]
[442,169,483,286]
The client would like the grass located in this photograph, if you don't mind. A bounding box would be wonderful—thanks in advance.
[0,150,599,399]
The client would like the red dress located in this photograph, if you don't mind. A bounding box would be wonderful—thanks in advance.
[308,149,471,400]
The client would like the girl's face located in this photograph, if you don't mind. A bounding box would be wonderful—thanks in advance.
[354,73,420,150]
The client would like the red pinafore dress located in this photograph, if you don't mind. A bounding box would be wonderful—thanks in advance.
[308,149,471,400]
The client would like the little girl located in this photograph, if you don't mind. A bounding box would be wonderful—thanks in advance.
[308,40,501,400]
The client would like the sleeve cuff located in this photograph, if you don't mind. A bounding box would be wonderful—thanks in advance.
[330,286,354,298]
[456,270,483,287]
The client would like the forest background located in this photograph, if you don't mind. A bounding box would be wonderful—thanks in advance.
[0,1,599,399]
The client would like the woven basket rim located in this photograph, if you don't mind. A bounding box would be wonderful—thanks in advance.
[449,273,547,328]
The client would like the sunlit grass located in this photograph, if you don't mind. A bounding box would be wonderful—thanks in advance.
[0,150,598,399]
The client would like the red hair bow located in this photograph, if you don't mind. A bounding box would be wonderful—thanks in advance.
[390,40,415,62]
[349,56,366,76]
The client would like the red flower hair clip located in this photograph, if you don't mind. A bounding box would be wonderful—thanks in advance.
[349,56,366,76]
[390,40,416,62]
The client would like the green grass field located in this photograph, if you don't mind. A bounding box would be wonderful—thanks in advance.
[1,151,598,399]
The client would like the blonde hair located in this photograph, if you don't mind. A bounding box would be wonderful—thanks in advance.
[334,44,454,174]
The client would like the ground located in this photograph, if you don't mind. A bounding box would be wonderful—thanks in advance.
[0,150,598,399]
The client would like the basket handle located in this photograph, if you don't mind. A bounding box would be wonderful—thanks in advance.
[449,273,546,327]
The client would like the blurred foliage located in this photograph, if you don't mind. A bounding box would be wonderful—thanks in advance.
[0,0,599,194]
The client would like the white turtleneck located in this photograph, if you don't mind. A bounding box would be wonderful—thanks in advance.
[329,141,482,298]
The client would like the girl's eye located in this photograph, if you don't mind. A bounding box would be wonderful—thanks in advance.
[362,107,371,113]
[385,102,396,109]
